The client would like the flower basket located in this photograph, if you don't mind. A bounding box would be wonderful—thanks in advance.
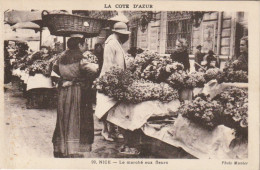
[42,10,105,37]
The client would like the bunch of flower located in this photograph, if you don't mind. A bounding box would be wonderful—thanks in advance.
[27,59,51,77]
[204,68,224,83]
[125,80,179,103]
[133,50,159,77]
[125,54,135,71]
[224,59,247,72]
[12,53,31,70]
[165,62,184,73]
[138,55,185,83]
[133,51,157,69]
[185,72,206,88]
[93,67,136,101]
[93,66,179,103]
[158,82,179,102]
[82,51,98,64]
[214,87,248,138]
[219,60,248,83]
[225,70,248,83]
[179,94,223,130]
[131,50,188,85]
[166,70,187,90]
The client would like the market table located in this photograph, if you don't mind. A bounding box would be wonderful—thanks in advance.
[26,73,53,91]
[102,81,248,159]
[142,115,248,159]
[106,100,180,131]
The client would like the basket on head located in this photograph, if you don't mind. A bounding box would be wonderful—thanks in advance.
[42,10,105,37]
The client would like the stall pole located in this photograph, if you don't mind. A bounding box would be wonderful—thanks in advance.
[39,29,42,49]
[63,36,66,50]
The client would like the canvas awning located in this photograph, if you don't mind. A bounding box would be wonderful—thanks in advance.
[4,10,42,25]
[4,24,40,42]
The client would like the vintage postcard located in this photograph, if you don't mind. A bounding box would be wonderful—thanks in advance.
[0,0,259,170]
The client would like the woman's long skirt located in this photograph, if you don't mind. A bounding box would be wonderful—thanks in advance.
[52,84,94,156]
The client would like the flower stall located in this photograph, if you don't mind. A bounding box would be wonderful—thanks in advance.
[94,50,248,159]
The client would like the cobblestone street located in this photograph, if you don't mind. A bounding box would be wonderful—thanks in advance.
[4,83,139,160]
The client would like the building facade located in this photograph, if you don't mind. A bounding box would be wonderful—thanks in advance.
[127,11,248,70]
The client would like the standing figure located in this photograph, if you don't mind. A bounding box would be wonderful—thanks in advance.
[170,38,190,72]
[205,50,220,69]
[95,22,140,155]
[194,45,205,71]
[52,37,97,158]
[237,36,248,72]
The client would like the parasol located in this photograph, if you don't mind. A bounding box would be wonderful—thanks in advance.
[11,22,41,32]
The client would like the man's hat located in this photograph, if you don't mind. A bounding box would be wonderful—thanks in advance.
[112,22,131,35]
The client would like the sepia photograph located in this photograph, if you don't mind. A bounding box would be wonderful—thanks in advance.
[1,1,259,169]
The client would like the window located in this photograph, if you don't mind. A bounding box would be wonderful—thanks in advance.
[166,17,192,54]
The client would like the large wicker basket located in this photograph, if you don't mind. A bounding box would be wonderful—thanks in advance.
[42,10,105,37]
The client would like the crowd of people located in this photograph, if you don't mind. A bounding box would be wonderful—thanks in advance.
[4,21,248,158]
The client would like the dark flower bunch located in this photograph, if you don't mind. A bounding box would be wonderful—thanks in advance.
[29,51,45,62]
[224,60,247,72]
[179,95,223,130]
[214,87,248,138]
[204,68,224,83]
[165,62,184,73]
[12,42,29,59]
[225,70,248,83]
[82,51,98,64]
[140,57,184,83]
[94,67,179,103]
[166,70,187,90]
[133,51,185,83]
[27,59,51,77]
[218,60,248,83]
[185,72,206,88]
[133,50,158,74]
[16,55,29,70]
[12,52,31,69]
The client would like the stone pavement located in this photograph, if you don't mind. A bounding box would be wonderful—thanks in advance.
[3,83,155,160]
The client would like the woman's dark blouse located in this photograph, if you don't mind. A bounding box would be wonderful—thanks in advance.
[170,50,190,71]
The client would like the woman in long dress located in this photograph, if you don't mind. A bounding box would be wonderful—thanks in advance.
[52,37,96,158]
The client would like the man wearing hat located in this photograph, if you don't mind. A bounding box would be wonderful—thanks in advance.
[99,21,130,75]
[194,45,204,71]
[95,22,131,141]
